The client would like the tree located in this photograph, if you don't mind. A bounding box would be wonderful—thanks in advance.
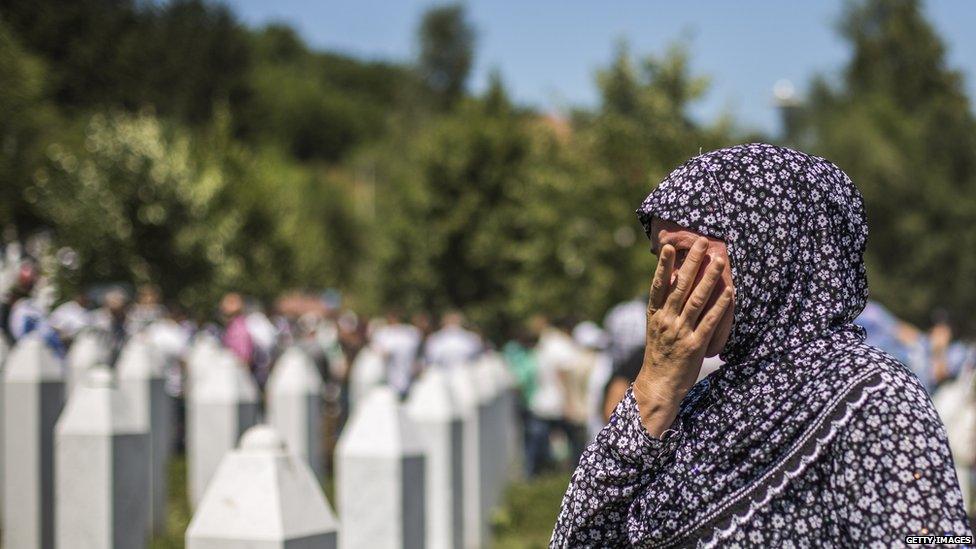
[0,21,57,231]
[0,0,251,124]
[801,0,976,333]
[359,44,736,339]
[574,42,735,305]
[24,110,364,313]
[417,4,475,110]
[240,25,416,161]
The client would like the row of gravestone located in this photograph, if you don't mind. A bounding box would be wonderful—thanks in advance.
[0,330,519,549]
[1,333,171,549]
[336,354,520,549]
[183,335,520,549]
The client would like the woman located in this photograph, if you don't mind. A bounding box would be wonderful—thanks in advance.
[550,143,972,547]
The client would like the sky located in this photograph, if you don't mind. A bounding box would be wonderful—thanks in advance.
[223,0,976,136]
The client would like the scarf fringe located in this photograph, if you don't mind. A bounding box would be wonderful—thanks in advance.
[696,376,886,548]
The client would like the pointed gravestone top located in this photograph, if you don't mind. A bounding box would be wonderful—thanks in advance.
[5,333,62,382]
[484,352,515,390]
[447,365,478,412]
[474,358,499,405]
[188,334,220,365]
[406,368,459,422]
[186,334,220,383]
[267,347,322,395]
[187,424,339,541]
[67,329,108,372]
[194,350,258,403]
[239,424,287,453]
[350,345,384,383]
[338,386,426,458]
[348,345,386,413]
[116,336,164,380]
[56,366,141,435]
[86,367,113,388]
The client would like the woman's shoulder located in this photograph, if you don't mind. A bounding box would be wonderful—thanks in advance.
[857,342,934,404]
[837,342,946,442]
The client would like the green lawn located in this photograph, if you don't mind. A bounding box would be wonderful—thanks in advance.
[149,457,191,549]
[492,472,570,548]
[152,455,569,548]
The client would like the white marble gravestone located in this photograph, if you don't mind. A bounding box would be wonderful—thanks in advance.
[480,353,518,495]
[116,336,172,535]
[448,365,487,549]
[185,333,221,396]
[267,346,324,481]
[336,386,426,549]
[186,424,339,549]
[3,334,65,549]
[66,329,108,397]
[406,369,465,549]
[187,350,260,507]
[474,358,503,523]
[485,352,521,481]
[348,344,385,413]
[0,333,8,526]
[56,366,150,549]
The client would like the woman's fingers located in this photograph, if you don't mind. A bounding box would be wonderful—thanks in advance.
[664,237,709,314]
[695,286,734,340]
[679,256,725,328]
[648,245,675,313]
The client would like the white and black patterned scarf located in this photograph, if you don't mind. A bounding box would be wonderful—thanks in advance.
[632,143,885,545]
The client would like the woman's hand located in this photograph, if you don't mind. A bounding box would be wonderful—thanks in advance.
[634,237,733,437]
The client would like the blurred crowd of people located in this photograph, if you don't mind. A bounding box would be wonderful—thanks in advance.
[2,240,973,510]
[501,297,722,478]
[855,300,976,510]
[0,239,643,481]
[0,241,492,466]
[497,295,976,492]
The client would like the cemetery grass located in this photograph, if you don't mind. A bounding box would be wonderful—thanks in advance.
[152,455,568,548]
[492,472,571,549]
[150,456,192,549]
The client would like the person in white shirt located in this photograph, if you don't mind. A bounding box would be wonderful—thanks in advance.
[424,310,483,371]
[245,305,278,389]
[603,296,647,366]
[49,293,93,345]
[125,284,166,335]
[146,311,194,453]
[572,321,614,442]
[526,316,582,475]
[370,311,422,398]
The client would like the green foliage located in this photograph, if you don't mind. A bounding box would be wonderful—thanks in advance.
[241,25,417,161]
[493,473,572,548]
[0,20,56,230]
[363,43,733,339]
[150,456,190,549]
[363,96,598,336]
[3,0,974,341]
[418,4,475,110]
[800,0,976,333]
[363,99,533,332]
[570,42,735,311]
[1,0,740,332]
[0,0,251,123]
[26,111,234,306]
[23,110,362,311]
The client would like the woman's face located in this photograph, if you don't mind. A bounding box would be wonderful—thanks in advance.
[649,218,735,357]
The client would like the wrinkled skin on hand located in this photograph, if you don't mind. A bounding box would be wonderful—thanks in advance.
[634,220,735,436]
